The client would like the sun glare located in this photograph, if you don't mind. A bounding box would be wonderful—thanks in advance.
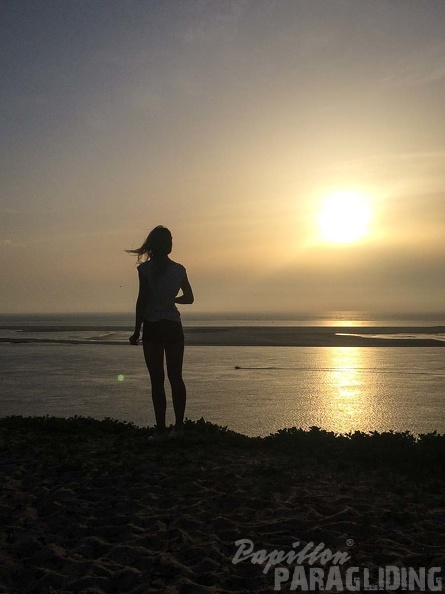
[317,190,372,245]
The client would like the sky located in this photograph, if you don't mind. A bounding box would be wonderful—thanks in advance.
[2,0,445,314]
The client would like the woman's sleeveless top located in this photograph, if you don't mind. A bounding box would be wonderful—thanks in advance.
[137,260,186,323]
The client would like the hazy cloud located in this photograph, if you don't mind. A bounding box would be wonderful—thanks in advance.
[2,1,445,313]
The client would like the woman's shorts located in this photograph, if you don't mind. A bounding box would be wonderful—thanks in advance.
[142,319,184,344]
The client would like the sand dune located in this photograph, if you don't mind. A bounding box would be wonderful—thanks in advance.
[1,417,445,592]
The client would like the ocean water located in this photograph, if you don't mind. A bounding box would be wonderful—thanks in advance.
[1,312,445,437]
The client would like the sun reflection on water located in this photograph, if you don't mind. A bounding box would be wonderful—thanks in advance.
[322,347,372,434]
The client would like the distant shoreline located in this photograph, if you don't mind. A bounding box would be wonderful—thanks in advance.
[1,325,445,347]
[185,326,445,347]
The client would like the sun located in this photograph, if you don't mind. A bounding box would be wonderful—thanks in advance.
[317,190,372,245]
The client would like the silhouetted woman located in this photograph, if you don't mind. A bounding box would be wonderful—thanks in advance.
[127,226,194,442]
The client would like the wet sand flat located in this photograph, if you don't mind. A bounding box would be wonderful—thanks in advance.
[1,325,444,347]
[184,326,445,347]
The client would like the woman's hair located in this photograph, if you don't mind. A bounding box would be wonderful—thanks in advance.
[126,226,172,275]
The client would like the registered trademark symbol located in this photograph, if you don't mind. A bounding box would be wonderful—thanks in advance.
[346,539,354,547]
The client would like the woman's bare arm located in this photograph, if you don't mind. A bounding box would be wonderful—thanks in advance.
[129,271,150,344]
[175,274,194,304]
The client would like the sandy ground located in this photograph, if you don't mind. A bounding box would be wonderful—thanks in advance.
[1,418,445,593]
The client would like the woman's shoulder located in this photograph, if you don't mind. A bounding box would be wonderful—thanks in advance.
[137,260,151,273]
[168,260,186,272]
[137,259,186,278]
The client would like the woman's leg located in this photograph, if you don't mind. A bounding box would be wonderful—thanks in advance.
[143,341,167,432]
[165,340,186,429]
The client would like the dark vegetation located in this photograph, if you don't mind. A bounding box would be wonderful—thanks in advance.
[1,415,445,477]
